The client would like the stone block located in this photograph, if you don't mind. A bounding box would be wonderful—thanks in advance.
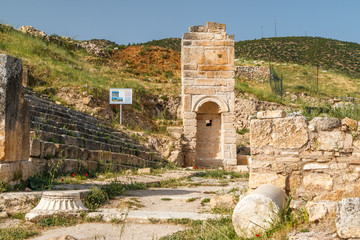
[184,86,215,95]
[257,110,286,119]
[305,201,337,222]
[41,142,56,159]
[303,163,329,170]
[336,198,360,239]
[207,22,226,33]
[249,172,286,190]
[183,32,215,40]
[309,117,340,131]
[20,161,34,181]
[28,158,47,174]
[80,160,98,172]
[30,138,41,157]
[209,195,236,209]
[206,71,234,79]
[303,173,333,191]
[250,119,273,148]
[64,159,79,173]
[317,130,352,151]
[0,54,30,162]
[183,64,197,70]
[0,163,11,181]
[194,79,227,86]
[272,117,309,149]
[199,65,234,71]
[183,95,192,111]
[204,50,228,65]
[182,47,205,64]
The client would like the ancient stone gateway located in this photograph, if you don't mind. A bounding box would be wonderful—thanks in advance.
[181,22,236,168]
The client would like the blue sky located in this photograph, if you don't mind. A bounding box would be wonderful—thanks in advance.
[1,0,359,44]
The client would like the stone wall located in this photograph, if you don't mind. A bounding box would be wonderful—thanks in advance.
[235,66,270,80]
[181,22,236,167]
[249,110,360,201]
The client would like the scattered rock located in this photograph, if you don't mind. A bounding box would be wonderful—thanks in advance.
[309,117,340,131]
[209,195,236,209]
[0,211,8,218]
[138,168,151,174]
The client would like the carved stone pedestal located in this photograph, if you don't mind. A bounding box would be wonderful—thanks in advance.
[25,191,88,221]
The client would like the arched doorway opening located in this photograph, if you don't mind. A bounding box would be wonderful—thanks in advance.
[195,101,222,167]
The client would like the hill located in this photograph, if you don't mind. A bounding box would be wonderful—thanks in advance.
[140,36,360,78]
[235,37,360,78]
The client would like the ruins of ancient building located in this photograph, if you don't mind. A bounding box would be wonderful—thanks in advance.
[181,22,237,168]
[249,110,360,200]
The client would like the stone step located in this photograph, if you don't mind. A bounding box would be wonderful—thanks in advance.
[30,121,144,150]
[32,129,147,154]
[30,156,160,176]
[30,137,158,162]
[29,108,123,138]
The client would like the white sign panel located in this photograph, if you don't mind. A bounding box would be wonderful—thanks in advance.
[109,88,132,104]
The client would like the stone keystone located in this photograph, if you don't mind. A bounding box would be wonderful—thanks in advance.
[25,191,88,221]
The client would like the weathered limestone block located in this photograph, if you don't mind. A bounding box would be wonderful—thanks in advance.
[25,191,88,221]
[209,195,236,209]
[250,119,273,148]
[303,173,333,191]
[336,198,360,239]
[232,184,287,238]
[0,54,30,162]
[305,200,337,222]
[249,172,286,190]
[309,117,340,131]
[257,110,286,119]
[272,117,308,149]
[250,117,308,149]
[317,130,352,151]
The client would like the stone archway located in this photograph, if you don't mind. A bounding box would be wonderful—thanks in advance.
[195,101,222,168]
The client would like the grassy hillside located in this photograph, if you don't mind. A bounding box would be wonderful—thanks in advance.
[138,38,181,52]
[140,36,360,78]
[235,37,360,78]
[0,24,181,132]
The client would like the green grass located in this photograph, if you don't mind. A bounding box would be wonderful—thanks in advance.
[0,228,38,240]
[197,170,249,179]
[161,198,172,201]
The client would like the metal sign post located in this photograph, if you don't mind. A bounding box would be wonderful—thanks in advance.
[119,104,122,124]
[109,88,132,125]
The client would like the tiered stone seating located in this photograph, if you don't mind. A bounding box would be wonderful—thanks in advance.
[24,88,163,174]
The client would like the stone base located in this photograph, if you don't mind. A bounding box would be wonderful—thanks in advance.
[25,191,88,221]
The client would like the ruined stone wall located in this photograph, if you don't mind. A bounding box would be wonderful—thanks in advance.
[250,110,360,201]
[181,22,236,167]
[235,66,270,80]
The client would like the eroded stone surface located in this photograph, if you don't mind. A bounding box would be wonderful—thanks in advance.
[336,198,360,239]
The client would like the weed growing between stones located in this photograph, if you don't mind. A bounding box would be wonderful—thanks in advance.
[161,197,310,240]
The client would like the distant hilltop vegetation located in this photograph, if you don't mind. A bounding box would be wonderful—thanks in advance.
[141,36,360,78]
